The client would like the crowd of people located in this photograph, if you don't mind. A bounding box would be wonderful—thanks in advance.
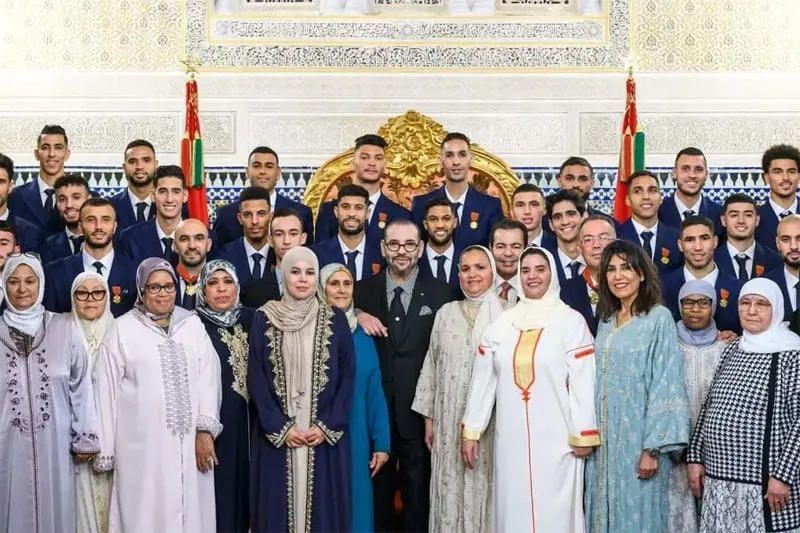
[1,123,800,533]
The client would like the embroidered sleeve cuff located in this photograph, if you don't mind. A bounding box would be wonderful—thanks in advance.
[71,431,101,454]
[462,427,482,441]
[266,420,294,448]
[568,430,600,447]
[196,415,223,439]
[93,455,114,473]
[315,420,344,445]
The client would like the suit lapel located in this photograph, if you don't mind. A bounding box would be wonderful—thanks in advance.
[23,182,47,226]
[235,239,254,284]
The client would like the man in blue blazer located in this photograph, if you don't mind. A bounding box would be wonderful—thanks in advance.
[315,134,410,245]
[417,198,461,290]
[0,153,44,253]
[764,215,800,325]
[44,197,136,317]
[510,183,555,247]
[542,189,588,285]
[118,165,188,268]
[617,170,683,275]
[213,146,313,247]
[661,216,742,333]
[40,174,91,265]
[312,184,385,280]
[755,144,800,251]
[543,156,611,232]
[109,139,159,231]
[411,132,502,249]
[715,193,782,281]
[659,147,723,235]
[8,124,69,235]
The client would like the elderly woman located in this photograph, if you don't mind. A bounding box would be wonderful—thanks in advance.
[195,259,255,533]
[412,245,502,533]
[320,263,390,533]
[71,272,114,533]
[93,257,222,533]
[687,278,800,533]
[249,246,355,533]
[462,246,598,533]
[0,254,99,533]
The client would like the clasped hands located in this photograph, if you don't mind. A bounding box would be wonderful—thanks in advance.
[286,425,327,448]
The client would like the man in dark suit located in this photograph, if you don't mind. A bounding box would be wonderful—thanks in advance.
[715,193,782,281]
[213,146,313,247]
[44,197,136,316]
[109,139,159,231]
[0,152,44,253]
[312,184,385,280]
[510,183,554,247]
[40,174,90,265]
[411,132,502,249]
[543,156,611,232]
[617,170,683,274]
[418,198,460,289]
[659,147,724,235]
[173,218,211,310]
[354,219,454,533]
[543,189,588,284]
[8,124,69,235]
[755,144,800,251]
[661,216,742,333]
[765,215,800,325]
[489,219,527,308]
[118,165,188,267]
[315,134,410,244]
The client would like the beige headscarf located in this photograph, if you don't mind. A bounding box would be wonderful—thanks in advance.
[70,272,114,361]
[460,245,505,347]
[318,263,358,333]
[263,246,320,416]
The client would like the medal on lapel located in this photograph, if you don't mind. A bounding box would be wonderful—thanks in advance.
[185,283,198,296]
[469,211,479,230]
[112,285,122,305]
[377,212,387,229]
[660,247,670,265]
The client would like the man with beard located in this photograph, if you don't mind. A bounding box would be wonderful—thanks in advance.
[354,219,454,532]
[9,124,70,234]
[40,174,90,265]
[119,165,188,267]
[661,216,742,333]
[44,197,137,316]
[765,215,800,329]
[312,183,385,279]
[0,152,44,253]
[110,139,162,230]
[411,132,502,249]
[658,147,723,235]
[213,146,313,247]
[510,183,554,247]
[755,144,800,250]
[418,198,460,289]
[543,156,608,232]
[542,189,588,284]
[172,218,211,310]
[315,134,409,244]
[714,193,781,281]
[489,219,527,308]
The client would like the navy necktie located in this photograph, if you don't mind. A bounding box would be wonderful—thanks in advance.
[683,209,695,219]
[451,201,462,221]
[569,261,581,279]
[345,250,359,280]
[734,253,749,282]
[44,189,55,213]
[434,255,447,282]
[389,286,405,321]
[92,261,104,276]
[161,237,174,263]
[70,235,84,255]
[781,210,793,219]
[640,231,654,259]
[251,253,263,281]
[136,202,148,223]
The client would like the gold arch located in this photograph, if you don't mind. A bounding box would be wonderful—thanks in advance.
[302,110,520,221]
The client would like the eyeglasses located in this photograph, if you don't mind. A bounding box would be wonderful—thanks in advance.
[74,289,107,302]
[145,283,177,295]
[680,297,712,310]
[7,252,41,261]
[383,240,420,252]
[581,235,614,246]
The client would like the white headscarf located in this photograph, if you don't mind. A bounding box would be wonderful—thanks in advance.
[459,245,505,347]
[738,277,800,352]
[70,272,114,360]
[502,246,571,331]
[3,254,46,337]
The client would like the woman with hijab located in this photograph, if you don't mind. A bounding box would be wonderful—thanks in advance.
[667,279,728,533]
[93,257,222,533]
[320,263,390,533]
[411,245,502,533]
[687,278,800,533]
[249,246,355,533]
[0,254,99,533]
[71,272,114,533]
[461,246,598,533]
[195,259,255,533]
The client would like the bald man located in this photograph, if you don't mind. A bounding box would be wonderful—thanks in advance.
[766,215,800,329]
[173,218,211,309]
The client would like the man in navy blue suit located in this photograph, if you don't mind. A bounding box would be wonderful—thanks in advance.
[764,215,800,326]
[44,197,136,316]
[411,132,502,249]
[40,174,91,265]
[312,184,385,280]
[659,147,723,235]
[173,218,211,310]
[0,153,44,253]
[716,193,782,281]
[8,124,69,235]
[510,183,554,247]
[617,170,683,274]
[489,219,527,308]
[315,134,410,245]
[543,156,609,232]
[662,216,742,333]
[118,165,188,267]
[543,189,588,284]
[755,144,800,251]
[213,146,313,247]
[109,139,159,231]
[418,198,460,289]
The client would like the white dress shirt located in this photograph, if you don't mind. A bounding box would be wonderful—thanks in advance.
[367,191,382,226]
[338,235,367,280]
[684,265,719,287]
[155,220,178,253]
[674,195,702,220]
[244,238,270,278]
[445,188,468,221]
[557,247,585,280]
[425,243,455,283]
[38,177,55,207]
[726,241,756,278]
[770,196,798,219]
[82,249,114,281]
[529,229,544,247]
[128,188,154,220]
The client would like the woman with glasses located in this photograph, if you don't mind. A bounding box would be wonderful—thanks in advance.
[195,259,255,533]
[0,253,100,533]
[71,272,114,533]
[93,257,222,533]
[687,278,800,532]
[249,247,354,533]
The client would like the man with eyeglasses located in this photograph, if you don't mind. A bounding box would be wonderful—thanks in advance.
[755,144,800,251]
[765,215,800,332]
[354,219,454,532]
[44,197,137,316]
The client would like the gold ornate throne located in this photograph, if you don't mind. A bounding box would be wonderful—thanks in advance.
[302,110,520,220]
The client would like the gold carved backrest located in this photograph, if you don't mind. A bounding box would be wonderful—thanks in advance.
[302,110,520,221]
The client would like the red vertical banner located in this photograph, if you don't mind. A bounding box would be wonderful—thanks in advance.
[612,70,646,223]
[180,78,209,226]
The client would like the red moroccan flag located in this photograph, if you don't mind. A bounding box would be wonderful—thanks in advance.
[180,78,209,226]
[612,70,646,223]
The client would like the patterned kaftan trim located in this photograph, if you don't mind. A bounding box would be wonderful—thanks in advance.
[158,339,193,437]
[196,414,223,439]
[315,420,343,445]
[3,328,52,432]
[266,419,295,448]
[70,430,100,453]
[93,455,114,472]
[219,324,250,401]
